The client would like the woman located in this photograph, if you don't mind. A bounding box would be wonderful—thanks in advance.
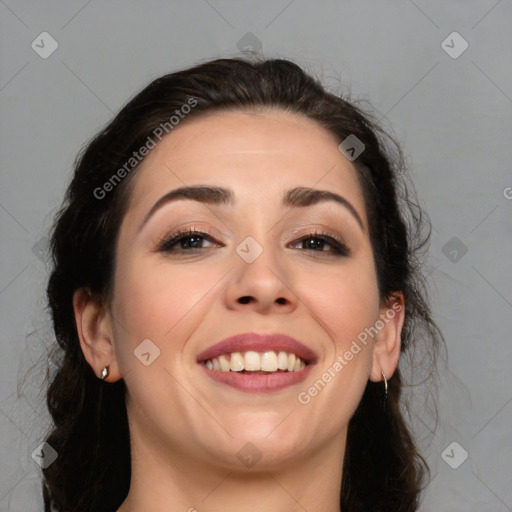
[42,56,442,511]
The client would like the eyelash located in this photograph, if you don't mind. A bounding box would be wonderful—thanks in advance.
[155,227,350,257]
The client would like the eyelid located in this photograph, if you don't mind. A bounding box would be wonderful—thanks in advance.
[288,229,351,256]
[285,225,348,246]
[152,225,221,252]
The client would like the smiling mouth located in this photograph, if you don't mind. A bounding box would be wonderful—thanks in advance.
[204,350,307,374]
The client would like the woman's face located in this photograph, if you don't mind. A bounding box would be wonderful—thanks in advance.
[103,109,397,471]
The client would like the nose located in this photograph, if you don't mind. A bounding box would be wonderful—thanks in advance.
[224,237,298,315]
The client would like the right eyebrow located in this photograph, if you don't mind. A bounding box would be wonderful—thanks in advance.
[137,185,233,234]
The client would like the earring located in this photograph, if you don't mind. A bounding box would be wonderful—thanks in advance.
[101,366,109,380]
[381,370,388,398]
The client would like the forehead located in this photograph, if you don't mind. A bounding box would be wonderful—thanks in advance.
[124,109,367,220]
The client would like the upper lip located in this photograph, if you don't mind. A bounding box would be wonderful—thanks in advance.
[197,332,317,363]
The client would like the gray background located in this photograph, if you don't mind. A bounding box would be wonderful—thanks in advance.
[1,1,511,510]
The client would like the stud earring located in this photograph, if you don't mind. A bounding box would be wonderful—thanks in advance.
[382,370,388,398]
[101,366,109,380]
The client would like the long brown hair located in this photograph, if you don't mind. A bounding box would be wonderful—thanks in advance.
[41,56,443,511]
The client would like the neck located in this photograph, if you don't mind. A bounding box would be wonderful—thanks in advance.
[117,421,346,512]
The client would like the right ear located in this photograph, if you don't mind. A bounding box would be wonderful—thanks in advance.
[73,287,122,381]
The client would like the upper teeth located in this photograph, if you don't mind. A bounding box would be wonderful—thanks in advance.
[204,351,306,372]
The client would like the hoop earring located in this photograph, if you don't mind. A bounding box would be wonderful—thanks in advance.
[101,366,109,380]
[382,370,388,398]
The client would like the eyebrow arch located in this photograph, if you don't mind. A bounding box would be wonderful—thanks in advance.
[137,185,365,234]
[285,187,365,231]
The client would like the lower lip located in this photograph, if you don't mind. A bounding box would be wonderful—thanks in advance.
[200,364,314,393]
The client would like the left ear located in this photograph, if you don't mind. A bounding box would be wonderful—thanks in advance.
[369,291,405,382]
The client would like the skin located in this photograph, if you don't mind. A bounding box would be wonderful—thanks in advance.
[74,109,404,512]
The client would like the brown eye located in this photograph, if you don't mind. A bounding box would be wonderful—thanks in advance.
[157,228,221,254]
[291,231,350,257]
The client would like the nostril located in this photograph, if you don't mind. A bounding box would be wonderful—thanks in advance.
[238,296,251,304]
[276,298,286,304]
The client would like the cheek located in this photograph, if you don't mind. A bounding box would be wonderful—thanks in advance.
[111,257,222,356]
[292,260,380,438]
[299,259,380,349]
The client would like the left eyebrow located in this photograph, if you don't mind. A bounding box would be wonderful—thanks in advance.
[284,186,365,232]
[137,185,365,234]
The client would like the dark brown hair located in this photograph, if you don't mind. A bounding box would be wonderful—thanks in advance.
[41,56,443,511]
